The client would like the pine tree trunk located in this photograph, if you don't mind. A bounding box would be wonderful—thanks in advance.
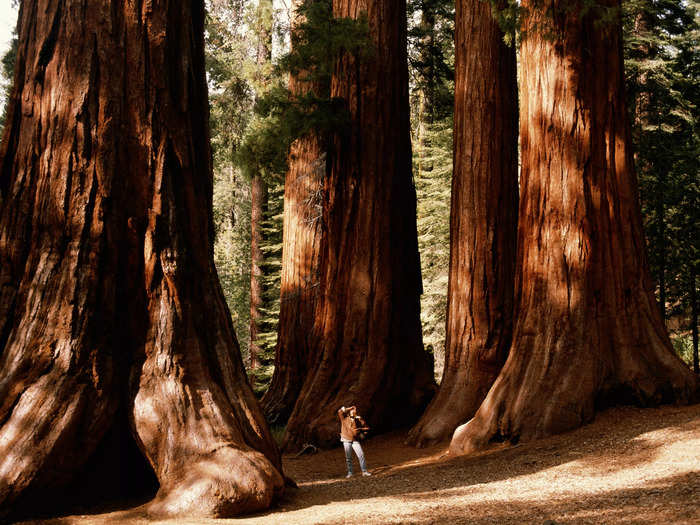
[261,70,323,423]
[407,0,518,447]
[0,0,283,518]
[692,266,698,374]
[249,173,268,369]
[656,168,666,319]
[450,0,698,455]
[282,0,436,449]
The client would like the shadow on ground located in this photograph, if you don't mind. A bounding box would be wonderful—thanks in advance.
[18,403,700,524]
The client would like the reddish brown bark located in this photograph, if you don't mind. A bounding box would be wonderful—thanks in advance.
[249,173,268,369]
[450,0,698,455]
[282,0,436,450]
[261,88,323,423]
[407,0,518,447]
[0,0,283,518]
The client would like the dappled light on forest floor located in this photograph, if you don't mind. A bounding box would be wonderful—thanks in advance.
[22,403,699,524]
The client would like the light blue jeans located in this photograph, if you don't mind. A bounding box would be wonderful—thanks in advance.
[342,439,367,474]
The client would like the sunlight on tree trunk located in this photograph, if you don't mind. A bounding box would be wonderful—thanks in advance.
[0,0,283,518]
[282,0,436,450]
[407,0,518,447]
[450,0,698,455]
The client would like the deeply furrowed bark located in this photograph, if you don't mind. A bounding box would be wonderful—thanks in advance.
[407,0,518,448]
[0,0,283,518]
[282,0,436,450]
[450,0,698,455]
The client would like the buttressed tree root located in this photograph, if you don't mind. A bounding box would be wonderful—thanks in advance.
[0,0,283,518]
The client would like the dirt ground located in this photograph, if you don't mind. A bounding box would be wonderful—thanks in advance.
[20,403,700,525]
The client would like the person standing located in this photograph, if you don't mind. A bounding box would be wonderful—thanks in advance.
[338,406,371,477]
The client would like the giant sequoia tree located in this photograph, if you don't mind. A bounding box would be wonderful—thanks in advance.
[282,0,436,449]
[261,81,323,423]
[0,0,283,518]
[407,0,518,447]
[450,0,698,455]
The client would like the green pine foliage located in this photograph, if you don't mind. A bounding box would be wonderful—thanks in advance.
[0,35,17,134]
[237,0,371,182]
[408,0,455,382]
[212,166,252,361]
[414,118,452,381]
[624,0,700,366]
[232,0,371,394]
[249,181,284,395]
[207,0,258,363]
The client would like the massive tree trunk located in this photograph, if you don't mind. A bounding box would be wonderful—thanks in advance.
[282,0,436,449]
[450,0,698,455]
[261,71,323,423]
[407,0,518,447]
[0,0,283,519]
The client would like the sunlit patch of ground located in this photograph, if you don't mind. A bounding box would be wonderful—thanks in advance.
[23,404,700,524]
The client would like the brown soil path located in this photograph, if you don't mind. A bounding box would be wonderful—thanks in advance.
[20,404,700,524]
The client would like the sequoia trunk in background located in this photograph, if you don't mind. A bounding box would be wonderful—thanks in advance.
[249,173,268,369]
[407,0,518,447]
[692,266,698,374]
[261,75,323,423]
[282,0,436,450]
[0,0,283,518]
[450,0,698,455]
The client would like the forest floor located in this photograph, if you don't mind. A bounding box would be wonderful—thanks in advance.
[20,403,700,525]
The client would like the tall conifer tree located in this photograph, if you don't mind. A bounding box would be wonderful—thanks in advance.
[451,0,697,455]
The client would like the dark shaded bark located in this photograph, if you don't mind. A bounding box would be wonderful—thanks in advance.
[407,0,518,447]
[0,0,283,518]
[282,0,436,450]
[692,266,698,374]
[450,0,698,455]
[656,169,666,319]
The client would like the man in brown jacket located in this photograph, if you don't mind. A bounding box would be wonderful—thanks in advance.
[338,405,371,478]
